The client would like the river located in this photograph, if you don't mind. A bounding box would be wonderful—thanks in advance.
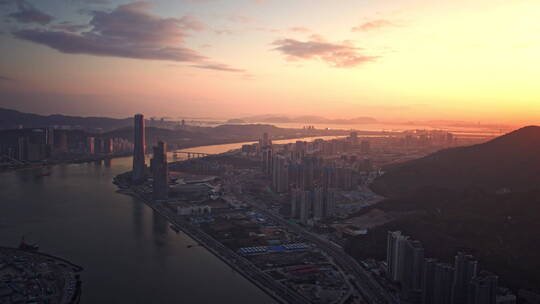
[0,136,344,304]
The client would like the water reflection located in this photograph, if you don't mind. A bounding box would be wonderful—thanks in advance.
[0,140,292,304]
[152,209,168,236]
[132,197,144,239]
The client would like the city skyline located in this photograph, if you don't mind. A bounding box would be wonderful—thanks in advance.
[0,0,539,124]
[2,1,539,303]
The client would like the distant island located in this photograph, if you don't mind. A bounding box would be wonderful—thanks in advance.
[226,118,246,124]
[230,114,378,125]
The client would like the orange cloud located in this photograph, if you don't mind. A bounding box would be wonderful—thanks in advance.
[352,19,394,32]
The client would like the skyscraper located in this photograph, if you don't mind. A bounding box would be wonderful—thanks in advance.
[104,138,114,154]
[433,263,455,304]
[468,272,498,304]
[58,131,68,152]
[402,240,425,300]
[262,146,273,177]
[422,258,439,304]
[360,140,371,154]
[132,114,146,183]
[350,131,358,146]
[94,138,104,154]
[301,157,316,190]
[312,186,324,220]
[260,132,272,148]
[46,127,54,156]
[86,137,95,154]
[324,189,336,217]
[299,190,312,224]
[290,187,301,218]
[387,231,409,282]
[272,154,289,193]
[452,252,478,304]
[151,141,168,200]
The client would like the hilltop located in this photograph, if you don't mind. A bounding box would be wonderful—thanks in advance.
[371,126,540,196]
[346,126,540,294]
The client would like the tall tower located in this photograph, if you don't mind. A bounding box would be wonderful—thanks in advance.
[386,231,409,282]
[151,141,168,200]
[132,114,146,183]
[452,252,478,304]
[402,240,425,300]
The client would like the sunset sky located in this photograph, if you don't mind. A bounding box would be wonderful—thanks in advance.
[0,0,538,124]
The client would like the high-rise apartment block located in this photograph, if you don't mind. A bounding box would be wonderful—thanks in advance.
[452,252,478,304]
[272,154,289,193]
[468,272,498,304]
[151,141,168,201]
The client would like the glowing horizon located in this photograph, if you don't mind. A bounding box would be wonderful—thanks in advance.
[0,0,538,126]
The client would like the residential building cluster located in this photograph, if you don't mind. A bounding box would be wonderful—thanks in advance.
[400,130,456,147]
[0,127,133,164]
[386,231,516,304]
[255,132,373,224]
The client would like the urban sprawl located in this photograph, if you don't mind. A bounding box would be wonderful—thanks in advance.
[110,114,515,304]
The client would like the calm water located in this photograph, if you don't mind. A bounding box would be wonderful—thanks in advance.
[0,140,289,304]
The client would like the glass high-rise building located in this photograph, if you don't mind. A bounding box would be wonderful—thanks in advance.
[132,114,146,183]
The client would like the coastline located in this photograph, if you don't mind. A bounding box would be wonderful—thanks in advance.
[0,246,83,304]
[0,246,84,272]
[0,132,346,174]
[113,176,311,304]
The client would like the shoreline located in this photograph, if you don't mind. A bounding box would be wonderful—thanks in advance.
[113,177,311,304]
[0,133,346,175]
[0,246,83,304]
[0,246,84,272]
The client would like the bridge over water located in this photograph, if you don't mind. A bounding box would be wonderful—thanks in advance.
[172,151,215,159]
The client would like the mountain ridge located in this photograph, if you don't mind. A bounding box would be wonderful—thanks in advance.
[0,107,131,131]
[371,125,540,196]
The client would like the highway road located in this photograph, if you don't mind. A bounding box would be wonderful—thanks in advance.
[127,185,312,304]
[248,198,395,304]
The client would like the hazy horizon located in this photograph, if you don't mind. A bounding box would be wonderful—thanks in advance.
[0,106,521,132]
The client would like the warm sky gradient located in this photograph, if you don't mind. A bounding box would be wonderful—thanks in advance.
[0,0,538,124]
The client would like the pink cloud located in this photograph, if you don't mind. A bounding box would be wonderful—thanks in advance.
[272,36,378,68]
